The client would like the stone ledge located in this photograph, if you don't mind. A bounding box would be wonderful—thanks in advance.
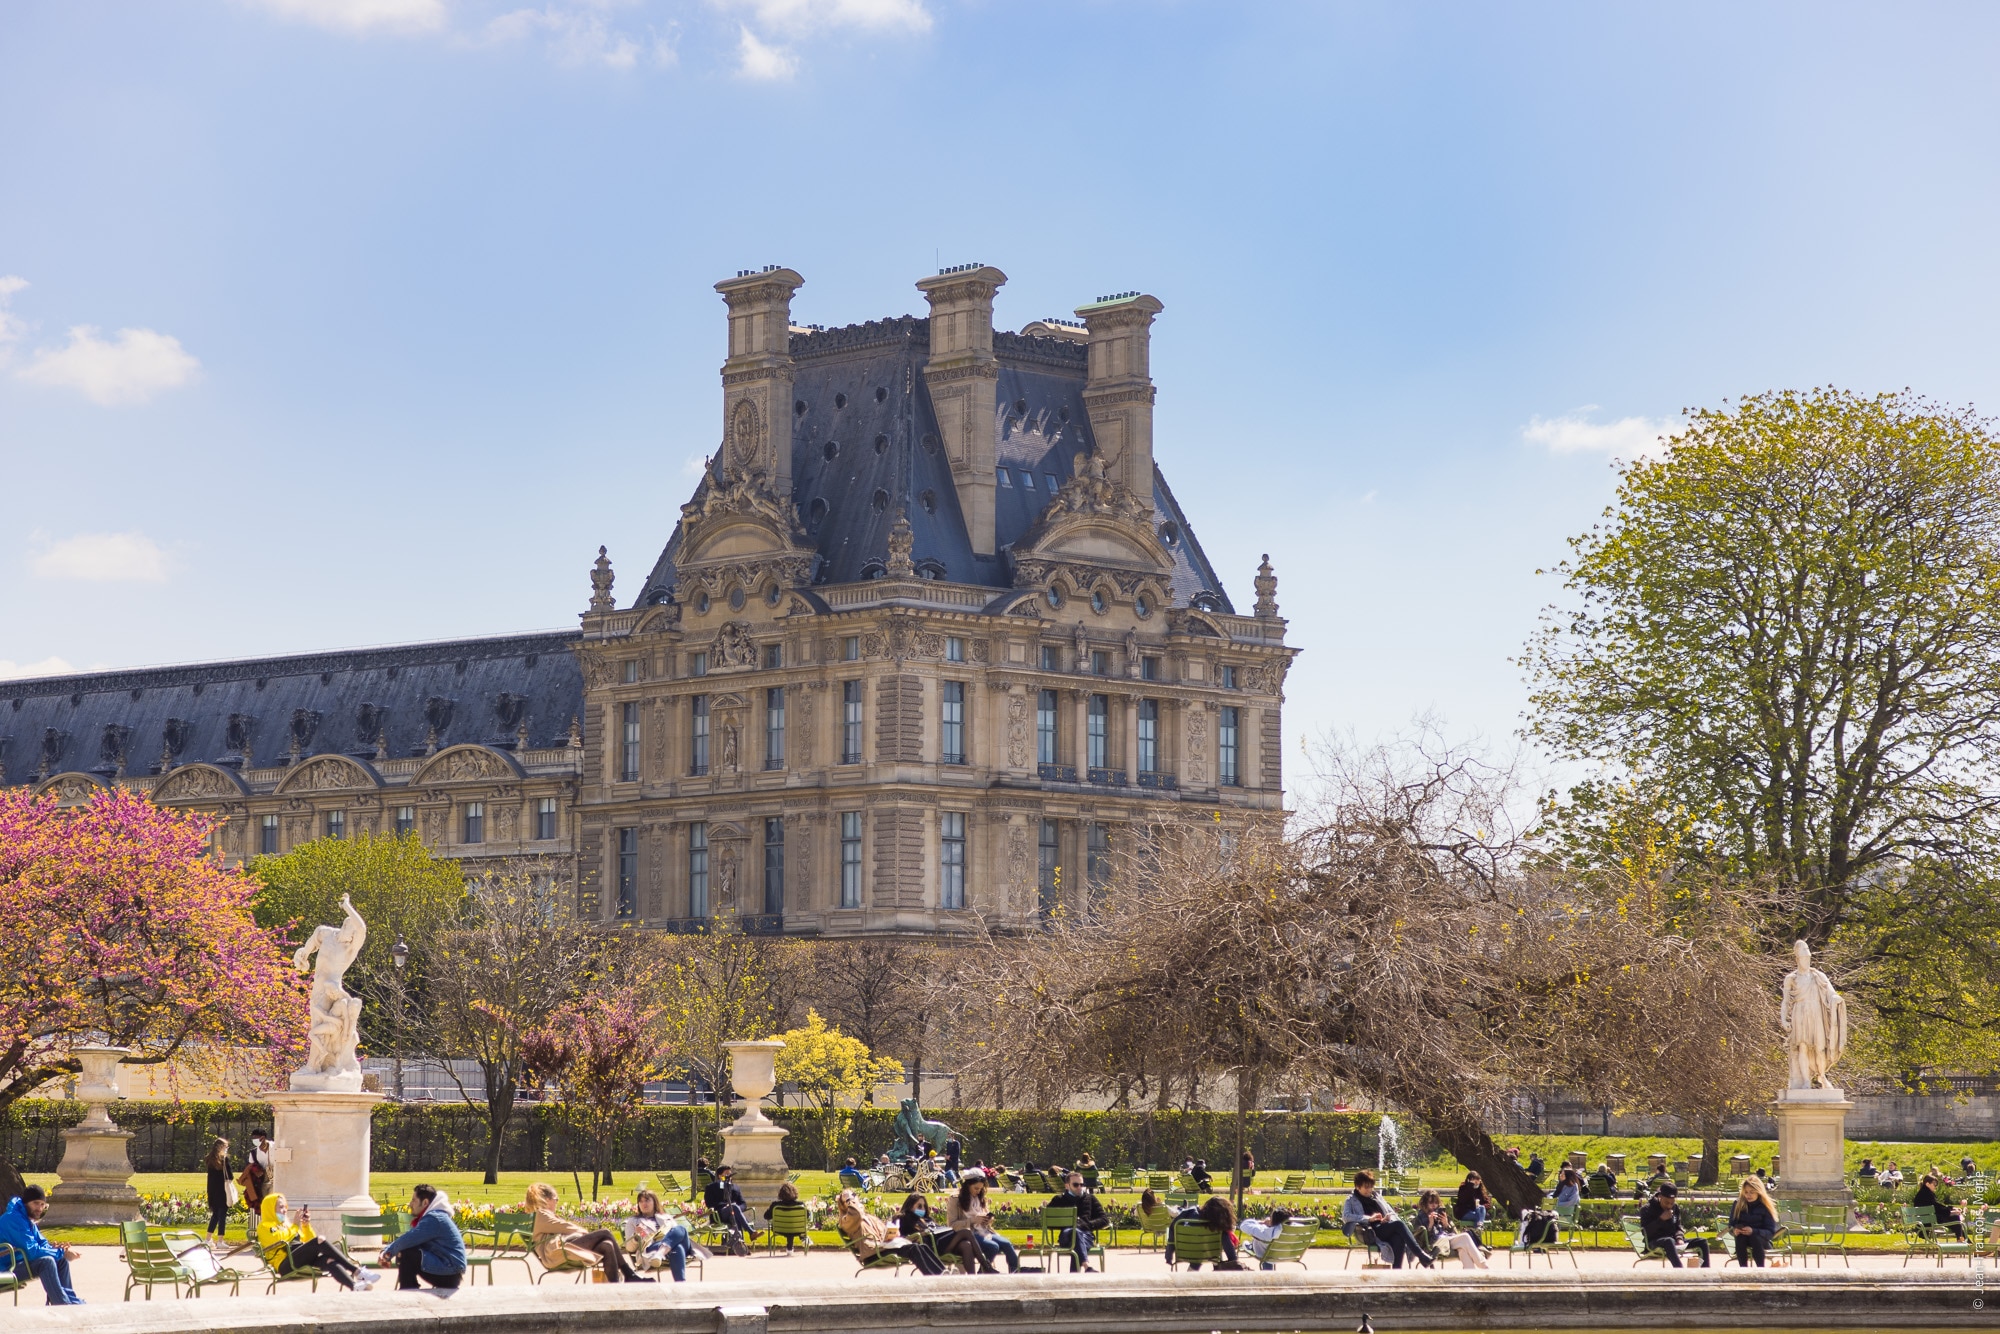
[3,1270,1993,1333]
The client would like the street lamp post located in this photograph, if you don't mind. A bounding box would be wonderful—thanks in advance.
[391,934,409,1102]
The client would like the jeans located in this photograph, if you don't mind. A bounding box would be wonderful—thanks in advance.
[1372,1220,1431,1269]
[28,1254,81,1305]
[207,1203,230,1236]
[648,1225,694,1282]
[715,1203,760,1235]
[1659,1237,1711,1268]
[1457,1205,1488,1227]
[1060,1226,1097,1270]
[395,1249,464,1289]
[975,1231,1019,1272]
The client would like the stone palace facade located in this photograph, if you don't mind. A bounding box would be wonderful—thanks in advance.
[1,264,1296,935]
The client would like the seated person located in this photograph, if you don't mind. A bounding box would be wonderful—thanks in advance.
[1638,1182,1710,1269]
[1190,1159,1213,1191]
[949,1173,1018,1273]
[1552,1166,1584,1206]
[1526,1152,1546,1183]
[1412,1191,1487,1270]
[623,1188,696,1281]
[1913,1173,1966,1239]
[1240,1207,1288,1271]
[1880,1161,1905,1187]
[1856,1157,1878,1181]
[1453,1172,1493,1226]
[1175,1195,1243,1271]
[1340,1170,1432,1269]
[527,1181,648,1281]
[762,1181,811,1253]
[260,1194,374,1289]
[835,1190,943,1275]
[897,1192,981,1272]
[703,1165,763,1246]
[0,1186,82,1305]
[1044,1172,1110,1272]
[1727,1178,1780,1268]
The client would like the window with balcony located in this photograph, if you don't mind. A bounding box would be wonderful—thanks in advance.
[1087,694,1108,769]
[1138,699,1159,774]
[1037,689,1059,765]
[763,817,785,916]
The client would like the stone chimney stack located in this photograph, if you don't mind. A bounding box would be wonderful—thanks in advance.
[1075,291,1164,501]
[916,263,1007,555]
[714,266,805,494]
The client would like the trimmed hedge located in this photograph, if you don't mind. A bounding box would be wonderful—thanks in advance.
[0,1100,1381,1175]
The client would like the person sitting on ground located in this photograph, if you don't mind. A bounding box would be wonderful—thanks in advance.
[1412,1191,1488,1270]
[835,1189,944,1275]
[0,1186,82,1305]
[1341,1170,1432,1270]
[624,1188,696,1281]
[378,1184,467,1290]
[950,1172,1019,1273]
[526,1181,649,1282]
[1526,1151,1546,1182]
[703,1165,762,1251]
[260,1193,374,1289]
[1727,1177,1780,1268]
[1639,1181,1709,1270]
[1913,1173,1967,1239]
[899,1191,984,1273]
[1856,1157,1878,1181]
[1044,1171,1110,1273]
[1552,1166,1583,1207]
[763,1181,811,1253]
[1454,1171,1494,1227]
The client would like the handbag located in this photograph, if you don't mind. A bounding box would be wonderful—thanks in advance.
[226,1179,241,1207]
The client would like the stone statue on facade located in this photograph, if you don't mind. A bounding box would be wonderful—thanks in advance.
[293,893,367,1091]
[1779,939,1847,1092]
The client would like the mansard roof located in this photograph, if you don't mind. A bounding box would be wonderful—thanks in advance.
[0,631,581,787]
[635,316,1231,612]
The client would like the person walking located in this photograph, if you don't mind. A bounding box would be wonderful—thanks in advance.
[378,1184,467,1290]
[1639,1182,1710,1269]
[1727,1178,1780,1268]
[203,1137,233,1243]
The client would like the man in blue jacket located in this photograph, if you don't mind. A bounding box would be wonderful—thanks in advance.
[378,1184,467,1291]
[0,1186,82,1304]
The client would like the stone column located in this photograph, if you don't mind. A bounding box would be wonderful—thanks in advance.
[718,1040,790,1209]
[43,1047,141,1226]
[1771,1087,1853,1207]
[264,1090,385,1216]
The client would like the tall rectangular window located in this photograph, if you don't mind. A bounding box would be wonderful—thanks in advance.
[1221,664,1238,690]
[764,643,783,669]
[1091,650,1109,676]
[688,822,709,917]
[621,702,641,782]
[842,681,863,764]
[1041,645,1061,671]
[691,652,709,677]
[464,802,485,844]
[946,636,964,663]
[395,806,414,836]
[1037,689,1059,765]
[690,696,709,775]
[325,810,345,840]
[765,686,786,769]
[1087,694,1108,769]
[1138,699,1159,773]
[1087,822,1110,895]
[1142,656,1160,681]
[623,659,640,684]
[843,636,860,662]
[535,797,558,840]
[1038,818,1060,916]
[763,817,785,916]
[839,811,862,908]
[616,827,637,919]
[260,813,279,855]
[940,811,966,909]
[940,681,965,764]
[1220,706,1240,786]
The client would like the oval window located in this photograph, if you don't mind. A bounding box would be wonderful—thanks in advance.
[729,587,747,611]
[697,592,712,614]
[1046,587,1063,609]
[1092,590,1108,614]
[1135,595,1151,618]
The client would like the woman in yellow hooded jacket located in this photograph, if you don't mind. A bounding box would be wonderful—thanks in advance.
[259,1194,375,1290]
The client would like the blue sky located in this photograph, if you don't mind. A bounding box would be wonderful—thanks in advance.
[4,1,1999,778]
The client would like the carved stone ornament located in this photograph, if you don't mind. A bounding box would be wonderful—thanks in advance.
[1007,824,1031,914]
[1253,553,1279,619]
[730,398,763,467]
[712,621,758,670]
[1006,692,1031,768]
[886,512,916,578]
[1186,706,1210,785]
[589,546,616,614]
[48,775,101,806]
[577,647,613,690]
[277,755,375,793]
[414,745,519,786]
[1245,659,1291,695]
[155,764,245,801]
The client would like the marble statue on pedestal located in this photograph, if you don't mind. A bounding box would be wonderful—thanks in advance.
[1779,939,1847,1092]
[292,893,366,1092]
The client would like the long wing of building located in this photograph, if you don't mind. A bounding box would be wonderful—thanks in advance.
[1,264,1296,935]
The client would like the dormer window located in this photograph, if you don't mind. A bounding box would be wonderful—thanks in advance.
[997,467,1012,487]
[1022,471,1037,489]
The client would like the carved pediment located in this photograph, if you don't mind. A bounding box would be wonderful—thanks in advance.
[274,755,380,794]
[412,744,522,786]
[37,772,104,806]
[1009,452,1172,581]
[678,469,815,568]
[154,763,249,802]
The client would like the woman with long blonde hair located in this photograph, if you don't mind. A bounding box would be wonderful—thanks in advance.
[525,1181,649,1282]
[1727,1177,1779,1267]
[202,1137,231,1242]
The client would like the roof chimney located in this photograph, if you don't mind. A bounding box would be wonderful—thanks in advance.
[1075,291,1164,501]
[713,266,804,494]
[916,264,1007,556]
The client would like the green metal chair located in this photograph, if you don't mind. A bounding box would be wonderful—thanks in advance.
[465,1209,535,1283]
[1109,1167,1136,1190]
[120,1222,195,1301]
[1133,1203,1174,1251]
[840,1229,911,1276]
[1165,1218,1224,1271]
[339,1211,404,1264]
[1903,1205,1975,1267]
[1620,1216,1678,1267]
[1145,1172,1173,1191]
[1789,1204,1849,1267]
[1039,1205,1106,1272]
[766,1203,813,1255]
[1508,1202,1579,1269]
[1257,1218,1319,1269]
[1278,1174,1307,1194]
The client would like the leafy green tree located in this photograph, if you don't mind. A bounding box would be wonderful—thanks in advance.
[1526,388,2000,949]
[251,832,466,1051]
[770,1009,902,1112]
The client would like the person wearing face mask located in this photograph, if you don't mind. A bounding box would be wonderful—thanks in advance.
[259,1194,373,1290]
[898,1192,983,1273]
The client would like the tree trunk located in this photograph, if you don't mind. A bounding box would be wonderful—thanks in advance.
[482,1085,515,1186]
[1698,1119,1722,1187]
[1412,1101,1542,1216]
[0,1159,24,1209]
[1232,1083,1248,1216]
[689,1105,700,1202]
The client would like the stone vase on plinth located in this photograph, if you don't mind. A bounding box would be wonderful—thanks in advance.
[718,1039,789,1209]
[43,1047,142,1226]
[1772,1087,1853,1208]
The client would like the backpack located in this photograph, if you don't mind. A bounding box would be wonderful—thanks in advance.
[1518,1209,1560,1246]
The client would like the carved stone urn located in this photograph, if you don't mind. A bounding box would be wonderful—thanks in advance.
[718,1040,789,1208]
[43,1047,141,1226]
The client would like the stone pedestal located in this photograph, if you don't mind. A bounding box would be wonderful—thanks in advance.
[265,1090,385,1217]
[718,1040,789,1210]
[44,1047,141,1227]
[1772,1087,1853,1208]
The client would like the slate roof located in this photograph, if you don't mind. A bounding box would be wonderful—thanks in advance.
[0,632,582,786]
[636,318,1231,612]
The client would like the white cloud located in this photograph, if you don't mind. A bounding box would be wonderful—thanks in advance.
[30,533,170,583]
[723,0,929,33]
[486,4,675,67]
[0,657,78,682]
[0,276,27,365]
[17,326,201,406]
[736,24,796,78]
[1524,408,1674,459]
[240,0,448,33]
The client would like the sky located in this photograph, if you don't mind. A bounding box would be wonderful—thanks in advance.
[5,0,2000,788]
